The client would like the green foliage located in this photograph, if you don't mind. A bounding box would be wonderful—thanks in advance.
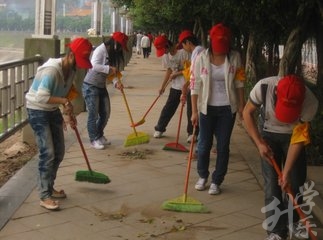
[56,15,91,32]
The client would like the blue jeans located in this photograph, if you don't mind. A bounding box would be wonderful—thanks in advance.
[27,108,65,200]
[197,105,236,185]
[261,131,306,238]
[82,83,111,142]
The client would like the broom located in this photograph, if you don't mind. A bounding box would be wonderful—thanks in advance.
[162,127,209,213]
[117,74,149,147]
[270,157,317,240]
[163,103,189,152]
[74,126,110,184]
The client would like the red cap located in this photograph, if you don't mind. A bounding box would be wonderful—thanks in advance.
[275,75,305,123]
[67,38,93,69]
[66,38,92,68]
[112,32,129,51]
[153,35,168,57]
[209,23,231,54]
[178,30,194,44]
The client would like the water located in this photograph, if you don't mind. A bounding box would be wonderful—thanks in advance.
[0,47,24,63]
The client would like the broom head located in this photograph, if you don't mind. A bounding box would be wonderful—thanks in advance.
[163,143,189,152]
[75,170,111,184]
[124,132,150,147]
[162,195,210,213]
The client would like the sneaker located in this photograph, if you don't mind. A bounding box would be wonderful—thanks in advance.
[187,134,194,143]
[91,139,105,150]
[99,136,111,145]
[153,131,163,138]
[40,198,59,210]
[265,233,285,240]
[289,222,309,240]
[208,183,221,195]
[195,178,207,191]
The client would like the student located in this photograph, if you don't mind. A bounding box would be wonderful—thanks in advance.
[141,33,151,58]
[243,75,318,240]
[26,37,93,210]
[178,30,204,143]
[190,23,245,195]
[152,35,190,138]
[82,32,127,150]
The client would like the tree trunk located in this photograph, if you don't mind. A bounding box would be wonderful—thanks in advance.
[316,7,323,90]
[278,26,305,76]
[245,32,257,84]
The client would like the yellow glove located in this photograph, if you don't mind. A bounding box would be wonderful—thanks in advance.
[66,84,79,101]
[107,71,123,82]
[235,67,246,81]
[182,60,191,82]
[290,122,310,145]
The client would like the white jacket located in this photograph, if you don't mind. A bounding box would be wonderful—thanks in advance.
[190,49,244,114]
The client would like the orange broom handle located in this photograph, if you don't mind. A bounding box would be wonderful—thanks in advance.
[117,74,138,136]
[74,126,93,173]
[270,158,317,240]
[143,78,172,119]
[183,126,196,202]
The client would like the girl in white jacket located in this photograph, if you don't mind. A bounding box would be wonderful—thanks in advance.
[190,23,245,195]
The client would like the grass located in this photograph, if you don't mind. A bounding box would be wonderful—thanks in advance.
[0,31,32,48]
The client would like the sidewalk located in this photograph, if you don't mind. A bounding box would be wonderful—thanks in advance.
[0,49,322,240]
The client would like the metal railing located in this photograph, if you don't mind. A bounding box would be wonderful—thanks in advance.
[0,56,43,143]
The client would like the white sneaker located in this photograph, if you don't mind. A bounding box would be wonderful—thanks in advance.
[208,183,221,195]
[153,131,163,138]
[265,233,285,240]
[289,222,309,240]
[99,136,111,145]
[195,178,207,191]
[91,140,105,150]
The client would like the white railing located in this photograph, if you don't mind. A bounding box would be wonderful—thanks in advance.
[0,56,43,143]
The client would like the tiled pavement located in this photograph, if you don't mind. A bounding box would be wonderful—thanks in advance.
[0,49,322,240]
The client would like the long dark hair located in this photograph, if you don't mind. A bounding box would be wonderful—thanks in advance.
[104,38,125,70]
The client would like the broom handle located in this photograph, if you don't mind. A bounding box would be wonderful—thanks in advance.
[142,78,171,119]
[183,126,196,202]
[74,126,93,172]
[270,158,317,240]
[175,103,185,146]
[142,94,161,119]
[121,89,138,136]
[117,75,138,136]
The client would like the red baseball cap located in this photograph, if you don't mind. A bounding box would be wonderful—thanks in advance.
[112,32,129,51]
[67,38,93,69]
[178,30,194,44]
[275,75,305,123]
[154,35,168,57]
[209,23,231,54]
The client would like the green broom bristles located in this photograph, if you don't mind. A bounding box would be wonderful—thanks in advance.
[124,132,150,147]
[75,170,111,184]
[162,195,210,213]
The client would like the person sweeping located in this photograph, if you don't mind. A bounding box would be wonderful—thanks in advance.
[243,75,318,240]
[82,32,128,150]
[26,37,93,210]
